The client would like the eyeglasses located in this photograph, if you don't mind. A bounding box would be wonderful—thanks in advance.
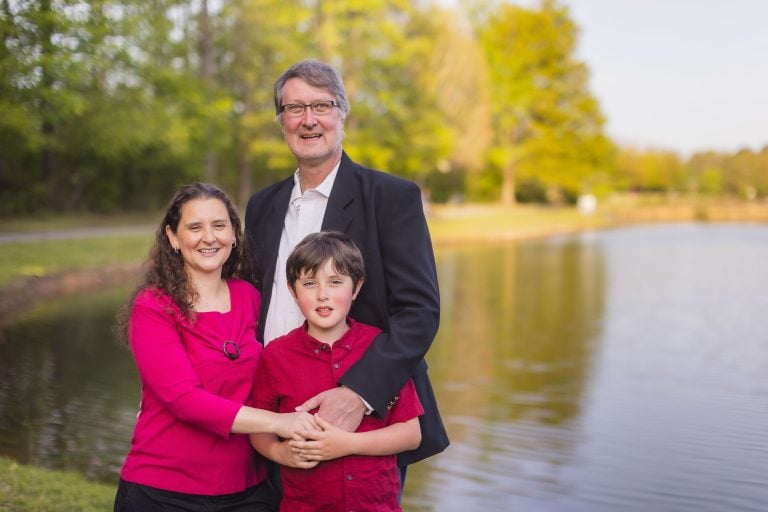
[280,101,339,117]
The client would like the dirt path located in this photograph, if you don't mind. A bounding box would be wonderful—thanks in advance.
[0,225,154,244]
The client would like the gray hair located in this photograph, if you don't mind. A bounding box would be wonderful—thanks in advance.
[273,59,350,119]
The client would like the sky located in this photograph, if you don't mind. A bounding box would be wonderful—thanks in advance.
[560,0,768,156]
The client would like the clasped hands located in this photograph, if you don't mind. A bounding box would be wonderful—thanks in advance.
[278,386,367,469]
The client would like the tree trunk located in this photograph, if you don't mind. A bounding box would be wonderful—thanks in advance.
[40,0,57,207]
[200,0,217,181]
[237,130,252,213]
[501,160,516,205]
[232,9,252,210]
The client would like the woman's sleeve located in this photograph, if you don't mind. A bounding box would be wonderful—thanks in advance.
[129,292,242,438]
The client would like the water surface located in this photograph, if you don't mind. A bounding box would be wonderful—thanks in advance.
[1,223,767,511]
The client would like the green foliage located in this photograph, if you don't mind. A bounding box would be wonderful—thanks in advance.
[614,148,685,193]
[515,179,548,203]
[477,0,613,203]
[466,165,503,202]
[0,0,763,215]
[685,146,768,199]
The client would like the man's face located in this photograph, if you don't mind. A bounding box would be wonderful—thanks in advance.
[279,77,344,169]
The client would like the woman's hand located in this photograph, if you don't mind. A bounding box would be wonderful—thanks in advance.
[274,411,320,440]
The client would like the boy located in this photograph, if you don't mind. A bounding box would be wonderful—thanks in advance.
[250,231,423,511]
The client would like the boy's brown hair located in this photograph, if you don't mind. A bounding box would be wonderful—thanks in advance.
[286,231,365,291]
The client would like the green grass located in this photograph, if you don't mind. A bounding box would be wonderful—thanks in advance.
[2,198,765,291]
[0,205,605,290]
[0,235,153,289]
[0,457,115,512]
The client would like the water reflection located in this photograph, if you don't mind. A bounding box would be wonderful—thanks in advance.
[2,224,768,511]
[406,224,768,511]
[0,287,139,481]
[406,236,606,510]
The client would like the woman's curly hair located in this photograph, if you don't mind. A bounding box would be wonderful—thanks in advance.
[117,183,252,343]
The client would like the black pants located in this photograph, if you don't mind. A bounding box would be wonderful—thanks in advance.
[113,478,279,512]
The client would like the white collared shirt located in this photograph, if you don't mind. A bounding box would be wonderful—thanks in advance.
[263,163,340,344]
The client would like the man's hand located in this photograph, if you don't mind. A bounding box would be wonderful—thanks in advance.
[295,386,366,432]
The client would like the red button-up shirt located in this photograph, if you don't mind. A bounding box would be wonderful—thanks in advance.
[251,319,423,511]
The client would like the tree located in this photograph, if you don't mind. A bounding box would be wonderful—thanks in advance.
[477,0,611,204]
[317,0,454,185]
[216,0,311,208]
[0,0,93,211]
[410,5,493,202]
[615,147,685,194]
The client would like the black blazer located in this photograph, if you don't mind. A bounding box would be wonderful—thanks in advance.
[245,151,449,465]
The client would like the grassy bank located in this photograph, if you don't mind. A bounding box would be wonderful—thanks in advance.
[427,196,768,245]
[0,204,609,291]
[427,203,611,245]
[3,198,768,291]
[0,456,114,512]
[0,235,153,289]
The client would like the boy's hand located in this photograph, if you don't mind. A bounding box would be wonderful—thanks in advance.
[277,438,320,469]
[295,386,365,432]
[289,414,354,461]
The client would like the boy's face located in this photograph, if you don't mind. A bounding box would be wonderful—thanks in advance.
[290,258,361,343]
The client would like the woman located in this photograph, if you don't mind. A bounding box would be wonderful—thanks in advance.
[114,183,314,511]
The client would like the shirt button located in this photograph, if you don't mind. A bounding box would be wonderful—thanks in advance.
[334,363,339,369]
[347,474,353,480]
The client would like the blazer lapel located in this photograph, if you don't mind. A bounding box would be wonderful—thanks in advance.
[259,178,293,309]
[322,151,355,233]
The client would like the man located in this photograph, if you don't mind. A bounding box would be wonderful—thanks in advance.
[244,59,449,472]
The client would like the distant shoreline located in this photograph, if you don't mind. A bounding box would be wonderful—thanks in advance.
[2,200,767,321]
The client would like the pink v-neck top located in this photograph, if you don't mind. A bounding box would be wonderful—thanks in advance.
[120,278,267,495]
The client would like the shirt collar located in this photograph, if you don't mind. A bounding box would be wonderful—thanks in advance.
[298,317,358,352]
[290,161,341,204]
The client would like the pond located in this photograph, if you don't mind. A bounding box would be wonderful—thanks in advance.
[1,223,767,511]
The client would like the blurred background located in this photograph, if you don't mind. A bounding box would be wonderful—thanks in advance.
[2,1,768,511]
[2,0,766,217]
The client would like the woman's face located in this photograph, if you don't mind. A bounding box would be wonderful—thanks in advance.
[166,197,235,280]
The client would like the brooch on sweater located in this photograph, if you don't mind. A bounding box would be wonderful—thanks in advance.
[222,341,240,360]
